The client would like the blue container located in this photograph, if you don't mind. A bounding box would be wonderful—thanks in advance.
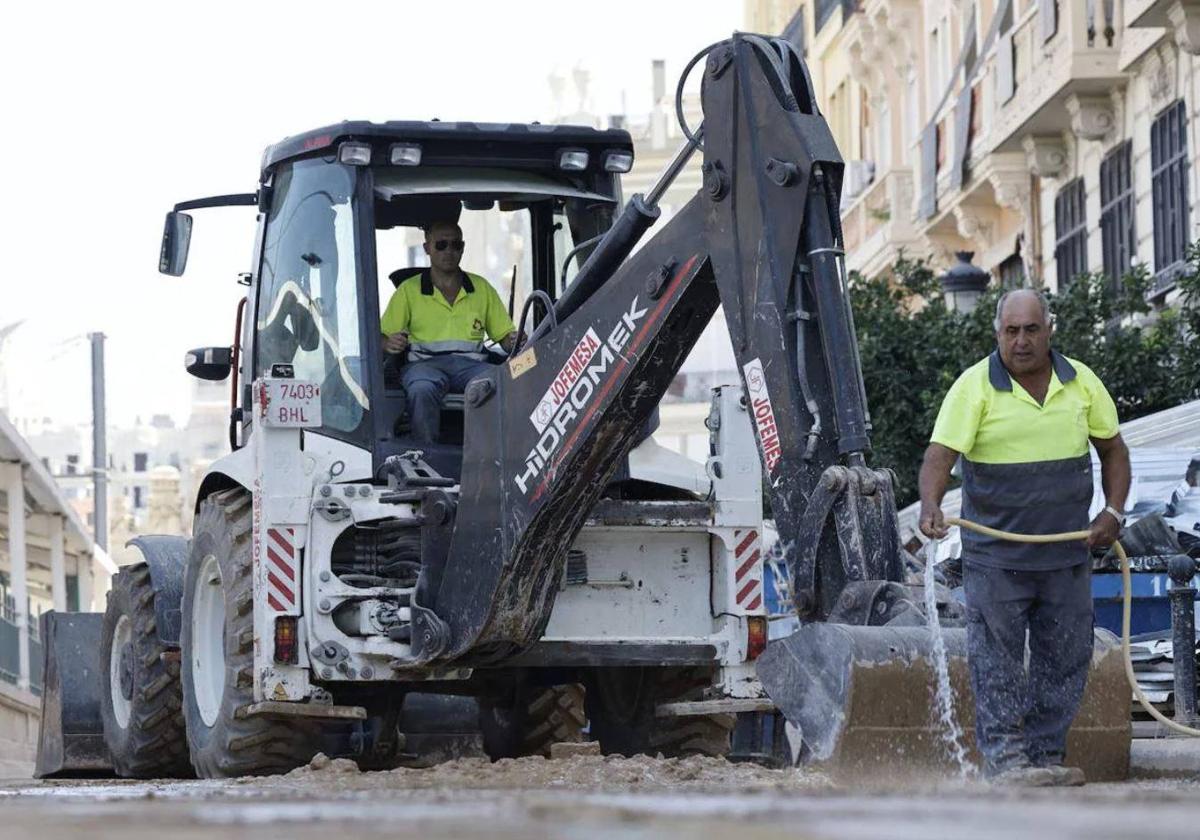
[1092,571,1200,636]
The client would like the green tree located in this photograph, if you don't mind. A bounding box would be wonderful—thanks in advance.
[850,247,1200,508]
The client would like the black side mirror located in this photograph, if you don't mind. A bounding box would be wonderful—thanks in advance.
[160,211,193,276]
[185,346,232,381]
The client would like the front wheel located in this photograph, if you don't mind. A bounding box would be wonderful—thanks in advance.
[98,564,190,778]
[180,489,318,778]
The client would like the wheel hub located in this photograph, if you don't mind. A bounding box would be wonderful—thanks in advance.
[191,553,227,728]
[109,612,134,729]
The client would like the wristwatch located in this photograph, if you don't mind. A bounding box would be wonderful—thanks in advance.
[1103,505,1126,526]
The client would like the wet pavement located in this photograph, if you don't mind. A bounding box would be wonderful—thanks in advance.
[3,753,1200,840]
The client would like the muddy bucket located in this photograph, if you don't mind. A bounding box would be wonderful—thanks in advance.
[757,624,1130,781]
[34,612,114,778]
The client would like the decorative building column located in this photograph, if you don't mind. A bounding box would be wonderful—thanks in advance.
[49,514,66,613]
[2,462,29,690]
[1167,1,1200,55]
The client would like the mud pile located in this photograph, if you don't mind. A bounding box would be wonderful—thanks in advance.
[281,751,829,793]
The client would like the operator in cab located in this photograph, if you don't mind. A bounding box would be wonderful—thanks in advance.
[381,221,519,444]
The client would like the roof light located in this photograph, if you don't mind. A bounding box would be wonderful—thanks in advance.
[603,151,634,173]
[557,149,589,171]
[338,142,372,166]
[390,143,422,166]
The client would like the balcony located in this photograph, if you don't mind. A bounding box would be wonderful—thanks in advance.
[841,165,921,277]
[1127,0,1200,55]
[985,0,1129,155]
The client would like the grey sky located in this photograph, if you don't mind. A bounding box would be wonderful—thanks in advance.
[3,0,742,427]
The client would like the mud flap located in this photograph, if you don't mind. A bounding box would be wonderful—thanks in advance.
[34,612,114,778]
[757,624,1130,781]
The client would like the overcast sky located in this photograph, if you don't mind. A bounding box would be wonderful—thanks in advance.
[1,0,743,429]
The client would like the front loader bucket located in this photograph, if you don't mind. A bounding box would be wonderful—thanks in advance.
[34,612,114,778]
[757,624,1130,781]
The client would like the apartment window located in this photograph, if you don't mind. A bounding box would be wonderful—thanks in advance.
[1150,100,1190,278]
[133,452,148,473]
[783,6,806,53]
[998,253,1026,289]
[815,0,851,32]
[1055,178,1088,288]
[1099,141,1135,285]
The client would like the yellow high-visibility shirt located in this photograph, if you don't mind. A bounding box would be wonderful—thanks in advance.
[930,351,1120,464]
[380,269,515,357]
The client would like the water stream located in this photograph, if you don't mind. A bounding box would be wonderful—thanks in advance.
[923,538,973,777]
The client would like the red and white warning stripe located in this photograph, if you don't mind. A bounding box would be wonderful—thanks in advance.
[733,528,762,612]
[266,527,298,612]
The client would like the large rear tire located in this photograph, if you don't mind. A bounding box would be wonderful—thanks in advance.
[181,488,318,778]
[99,564,191,778]
[585,667,733,758]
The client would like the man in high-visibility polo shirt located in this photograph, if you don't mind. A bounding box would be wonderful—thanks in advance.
[918,289,1131,786]
[381,221,518,443]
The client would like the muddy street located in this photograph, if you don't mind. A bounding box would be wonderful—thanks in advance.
[4,754,1200,840]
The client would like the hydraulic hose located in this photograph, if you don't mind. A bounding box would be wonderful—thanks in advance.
[945,516,1200,738]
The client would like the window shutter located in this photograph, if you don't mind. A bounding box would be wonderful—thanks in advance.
[950,86,974,191]
[997,30,1015,103]
[918,124,938,220]
[1040,0,1058,42]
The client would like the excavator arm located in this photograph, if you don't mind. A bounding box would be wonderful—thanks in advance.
[401,34,903,665]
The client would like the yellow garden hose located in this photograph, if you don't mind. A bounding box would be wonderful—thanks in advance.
[945,516,1200,738]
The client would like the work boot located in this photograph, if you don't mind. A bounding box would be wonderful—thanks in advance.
[989,765,1057,787]
[1039,765,1086,787]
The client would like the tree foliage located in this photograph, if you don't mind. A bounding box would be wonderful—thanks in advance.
[850,246,1200,508]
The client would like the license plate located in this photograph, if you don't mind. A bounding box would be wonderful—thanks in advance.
[259,379,322,428]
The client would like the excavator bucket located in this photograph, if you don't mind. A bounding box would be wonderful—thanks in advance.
[757,624,1131,781]
[34,612,114,778]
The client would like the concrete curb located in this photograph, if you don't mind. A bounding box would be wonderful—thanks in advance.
[1131,739,1200,778]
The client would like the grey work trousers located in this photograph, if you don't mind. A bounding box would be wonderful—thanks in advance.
[401,355,493,444]
[962,561,1094,774]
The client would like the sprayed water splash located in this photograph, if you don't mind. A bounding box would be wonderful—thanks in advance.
[923,537,973,777]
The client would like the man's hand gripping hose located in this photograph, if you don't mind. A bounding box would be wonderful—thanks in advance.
[945,516,1200,738]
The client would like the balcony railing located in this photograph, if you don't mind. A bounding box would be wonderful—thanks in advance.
[0,600,43,695]
[986,0,1125,151]
[842,166,916,275]
[920,0,1127,220]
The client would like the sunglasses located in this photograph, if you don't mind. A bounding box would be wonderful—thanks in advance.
[433,239,465,252]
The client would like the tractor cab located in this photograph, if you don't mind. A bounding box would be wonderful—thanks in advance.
[164,121,634,481]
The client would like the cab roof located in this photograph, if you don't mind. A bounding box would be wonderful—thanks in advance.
[261,120,634,181]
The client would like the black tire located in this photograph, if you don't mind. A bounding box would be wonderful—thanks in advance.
[98,564,191,778]
[181,488,319,778]
[521,684,587,756]
[585,667,734,758]
[480,683,587,759]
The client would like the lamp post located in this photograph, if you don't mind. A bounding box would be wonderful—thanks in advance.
[940,251,990,314]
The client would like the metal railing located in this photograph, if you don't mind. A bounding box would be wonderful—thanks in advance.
[0,599,43,694]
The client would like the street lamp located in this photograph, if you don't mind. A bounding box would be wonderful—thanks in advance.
[940,251,990,314]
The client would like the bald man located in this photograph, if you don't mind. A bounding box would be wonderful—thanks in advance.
[918,289,1130,786]
[381,221,519,444]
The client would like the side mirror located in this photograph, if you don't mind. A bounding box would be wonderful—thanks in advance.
[159,211,193,276]
[185,346,232,381]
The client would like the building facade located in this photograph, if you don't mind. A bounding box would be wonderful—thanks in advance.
[746,0,1200,302]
